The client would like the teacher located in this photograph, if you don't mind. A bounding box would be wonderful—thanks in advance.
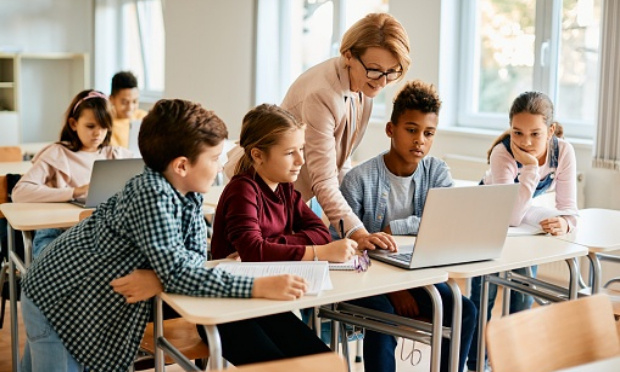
[281,13,410,250]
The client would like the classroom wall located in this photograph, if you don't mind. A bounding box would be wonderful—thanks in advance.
[163,0,255,141]
[0,0,94,144]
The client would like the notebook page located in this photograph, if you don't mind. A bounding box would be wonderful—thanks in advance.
[216,261,330,296]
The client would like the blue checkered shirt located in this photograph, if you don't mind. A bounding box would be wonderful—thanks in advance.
[22,167,254,371]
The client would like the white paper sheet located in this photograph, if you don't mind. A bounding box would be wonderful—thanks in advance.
[216,261,331,295]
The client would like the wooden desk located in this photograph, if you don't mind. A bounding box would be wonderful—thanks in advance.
[202,185,224,208]
[0,202,86,372]
[214,352,347,372]
[555,208,620,293]
[155,261,449,371]
[0,161,32,175]
[555,355,620,372]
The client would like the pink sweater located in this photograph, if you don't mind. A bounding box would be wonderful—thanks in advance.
[482,137,578,230]
[12,143,133,202]
[280,57,373,236]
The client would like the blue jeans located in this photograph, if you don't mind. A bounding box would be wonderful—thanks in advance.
[349,283,477,372]
[21,294,83,372]
[32,228,64,258]
[466,266,538,370]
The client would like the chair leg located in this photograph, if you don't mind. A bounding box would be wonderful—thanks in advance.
[0,261,8,329]
[339,322,352,372]
[355,337,363,363]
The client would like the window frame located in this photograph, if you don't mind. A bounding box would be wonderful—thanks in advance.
[456,0,598,139]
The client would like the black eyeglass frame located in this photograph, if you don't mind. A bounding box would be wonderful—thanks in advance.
[356,56,403,82]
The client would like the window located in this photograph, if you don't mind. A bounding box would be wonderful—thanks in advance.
[255,0,389,115]
[94,0,165,101]
[458,0,601,139]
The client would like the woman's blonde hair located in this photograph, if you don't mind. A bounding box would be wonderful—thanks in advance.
[235,104,305,175]
[486,91,563,163]
[340,13,411,79]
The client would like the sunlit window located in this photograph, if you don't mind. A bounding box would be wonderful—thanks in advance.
[459,0,601,138]
[94,0,164,101]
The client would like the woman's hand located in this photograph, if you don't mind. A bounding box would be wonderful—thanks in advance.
[351,229,397,251]
[252,274,307,300]
[387,290,419,318]
[540,216,569,235]
[110,269,163,303]
[73,184,89,199]
[317,239,358,262]
[510,141,538,166]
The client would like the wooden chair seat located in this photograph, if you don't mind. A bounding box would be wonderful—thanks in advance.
[486,294,620,372]
[140,318,209,364]
[600,287,620,319]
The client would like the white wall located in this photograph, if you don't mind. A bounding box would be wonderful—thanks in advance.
[0,0,94,144]
[163,0,255,140]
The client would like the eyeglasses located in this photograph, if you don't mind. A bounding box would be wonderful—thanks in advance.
[356,57,403,82]
[353,250,372,273]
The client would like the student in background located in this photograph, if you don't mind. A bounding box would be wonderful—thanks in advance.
[341,80,477,372]
[466,91,578,372]
[12,89,133,258]
[207,104,353,365]
[19,99,308,372]
[109,71,148,148]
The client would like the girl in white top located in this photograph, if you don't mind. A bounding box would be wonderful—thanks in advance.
[481,91,578,234]
[467,91,578,372]
[13,89,132,257]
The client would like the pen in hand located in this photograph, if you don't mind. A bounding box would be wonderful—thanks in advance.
[340,219,346,239]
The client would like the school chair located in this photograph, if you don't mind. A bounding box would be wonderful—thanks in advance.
[135,317,210,370]
[0,146,22,162]
[213,352,346,372]
[486,294,620,372]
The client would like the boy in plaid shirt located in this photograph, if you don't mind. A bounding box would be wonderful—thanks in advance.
[20,99,310,372]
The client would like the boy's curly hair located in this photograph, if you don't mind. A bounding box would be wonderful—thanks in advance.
[390,80,442,123]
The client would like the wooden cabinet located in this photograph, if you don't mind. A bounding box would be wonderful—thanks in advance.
[0,52,89,145]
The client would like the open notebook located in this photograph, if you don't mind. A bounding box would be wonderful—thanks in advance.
[216,261,333,296]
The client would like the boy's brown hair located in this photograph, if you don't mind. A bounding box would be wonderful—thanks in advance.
[139,99,228,172]
[390,80,442,124]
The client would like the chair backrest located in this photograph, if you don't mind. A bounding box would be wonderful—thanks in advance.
[0,146,22,162]
[486,294,620,372]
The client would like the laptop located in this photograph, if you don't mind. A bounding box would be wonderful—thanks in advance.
[368,184,520,269]
[71,158,145,208]
[127,119,142,157]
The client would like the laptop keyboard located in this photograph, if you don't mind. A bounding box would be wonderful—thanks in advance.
[390,252,412,263]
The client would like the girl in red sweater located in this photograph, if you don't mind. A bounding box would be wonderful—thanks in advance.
[211,104,357,262]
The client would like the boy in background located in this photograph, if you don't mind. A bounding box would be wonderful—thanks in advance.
[109,71,148,148]
[342,80,477,372]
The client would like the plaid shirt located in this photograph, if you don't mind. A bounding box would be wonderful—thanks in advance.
[22,167,254,372]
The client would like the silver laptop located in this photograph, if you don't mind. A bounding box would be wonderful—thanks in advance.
[71,158,145,208]
[127,119,142,157]
[369,184,520,269]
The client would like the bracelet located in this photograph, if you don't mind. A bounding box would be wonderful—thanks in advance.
[312,245,318,261]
